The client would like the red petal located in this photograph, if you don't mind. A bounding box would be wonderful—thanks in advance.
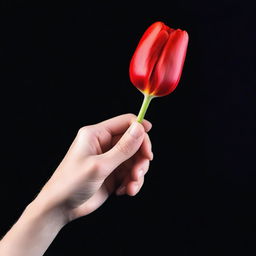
[150,30,189,96]
[129,22,169,93]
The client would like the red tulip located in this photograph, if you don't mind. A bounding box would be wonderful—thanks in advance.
[129,21,189,122]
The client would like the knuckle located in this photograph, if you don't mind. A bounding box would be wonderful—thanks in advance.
[78,126,89,136]
[126,113,136,120]
[90,157,104,173]
[115,140,131,156]
[77,125,93,137]
[143,162,150,174]
[86,156,105,178]
[143,167,149,175]
[145,133,152,148]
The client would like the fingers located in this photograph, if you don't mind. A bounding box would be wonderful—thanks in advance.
[116,176,145,196]
[113,131,153,196]
[98,113,152,136]
[116,157,150,196]
[140,133,153,161]
[131,157,150,180]
[100,122,145,173]
[127,177,144,196]
[111,130,153,161]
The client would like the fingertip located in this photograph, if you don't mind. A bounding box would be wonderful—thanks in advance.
[125,176,145,196]
[127,183,138,196]
[142,119,152,132]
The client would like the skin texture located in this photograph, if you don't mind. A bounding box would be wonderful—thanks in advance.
[0,114,153,256]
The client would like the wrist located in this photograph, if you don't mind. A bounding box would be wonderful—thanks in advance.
[30,195,69,228]
[0,197,68,256]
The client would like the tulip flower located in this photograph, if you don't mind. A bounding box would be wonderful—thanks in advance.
[129,21,189,123]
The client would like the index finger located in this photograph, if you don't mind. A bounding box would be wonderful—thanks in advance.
[98,113,152,136]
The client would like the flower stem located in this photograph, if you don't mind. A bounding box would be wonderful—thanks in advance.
[137,93,154,123]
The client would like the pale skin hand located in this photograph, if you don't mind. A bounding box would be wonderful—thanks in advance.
[0,114,153,256]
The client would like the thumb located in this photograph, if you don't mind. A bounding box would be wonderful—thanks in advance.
[102,121,145,172]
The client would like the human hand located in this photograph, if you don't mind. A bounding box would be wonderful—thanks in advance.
[0,114,152,256]
[36,114,153,222]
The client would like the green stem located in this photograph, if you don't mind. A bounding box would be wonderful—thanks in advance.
[137,93,154,123]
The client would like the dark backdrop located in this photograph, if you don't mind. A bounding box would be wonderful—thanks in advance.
[0,1,255,255]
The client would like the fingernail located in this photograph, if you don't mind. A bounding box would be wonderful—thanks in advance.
[128,122,144,139]
[149,152,154,161]
[116,186,126,195]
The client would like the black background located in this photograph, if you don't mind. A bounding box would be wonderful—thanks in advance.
[0,0,255,255]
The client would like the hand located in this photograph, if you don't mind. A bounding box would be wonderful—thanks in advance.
[0,114,153,256]
[36,114,153,222]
